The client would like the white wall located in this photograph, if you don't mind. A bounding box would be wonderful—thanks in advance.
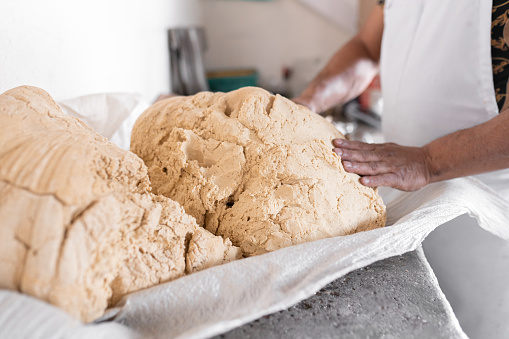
[0,0,202,101]
[0,0,353,101]
[201,0,353,96]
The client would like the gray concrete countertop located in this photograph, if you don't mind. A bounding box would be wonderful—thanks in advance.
[212,247,466,339]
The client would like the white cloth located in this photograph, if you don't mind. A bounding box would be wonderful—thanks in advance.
[58,93,150,150]
[381,1,509,338]
[0,291,136,339]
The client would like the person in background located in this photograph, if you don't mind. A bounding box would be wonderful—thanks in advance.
[293,1,509,338]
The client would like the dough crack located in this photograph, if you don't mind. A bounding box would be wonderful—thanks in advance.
[0,178,67,205]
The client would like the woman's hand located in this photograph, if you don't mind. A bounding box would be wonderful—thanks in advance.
[332,138,432,191]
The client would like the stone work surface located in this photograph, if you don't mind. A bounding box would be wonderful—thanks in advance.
[214,249,465,339]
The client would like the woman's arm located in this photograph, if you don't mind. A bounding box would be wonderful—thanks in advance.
[293,5,384,113]
[332,111,509,191]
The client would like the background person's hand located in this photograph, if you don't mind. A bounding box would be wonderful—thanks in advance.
[332,138,432,191]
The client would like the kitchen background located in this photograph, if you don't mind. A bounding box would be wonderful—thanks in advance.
[0,0,378,102]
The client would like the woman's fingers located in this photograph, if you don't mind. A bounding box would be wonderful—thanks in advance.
[359,173,400,188]
[342,160,390,175]
[333,147,382,162]
[333,138,377,151]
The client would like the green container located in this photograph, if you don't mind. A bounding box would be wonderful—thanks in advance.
[207,69,258,92]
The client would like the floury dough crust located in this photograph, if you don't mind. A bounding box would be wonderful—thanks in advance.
[131,87,386,257]
[0,86,241,322]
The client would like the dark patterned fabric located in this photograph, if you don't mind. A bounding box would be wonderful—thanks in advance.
[377,0,509,112]
[492,0,509,111]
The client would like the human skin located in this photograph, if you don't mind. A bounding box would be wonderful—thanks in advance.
[294,5,509,191]
[292,5,383,113]
[332,111,509,191]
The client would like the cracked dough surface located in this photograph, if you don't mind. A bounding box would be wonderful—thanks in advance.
[131,87,386,256]
[0,86,241,322]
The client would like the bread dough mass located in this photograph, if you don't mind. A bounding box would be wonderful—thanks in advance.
[0,86,241,322]
[131,87,386,256]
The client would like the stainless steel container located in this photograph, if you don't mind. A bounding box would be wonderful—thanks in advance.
[168,27,209,95]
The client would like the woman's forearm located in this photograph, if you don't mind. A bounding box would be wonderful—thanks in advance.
[293,38,379,113]
[293,5,384,113]
[424,111,509,183]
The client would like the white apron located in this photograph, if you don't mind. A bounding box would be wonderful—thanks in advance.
[381,0,509,197]
[381,1,509,338]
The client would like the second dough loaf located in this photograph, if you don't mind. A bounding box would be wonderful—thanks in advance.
[131,87,386,256]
